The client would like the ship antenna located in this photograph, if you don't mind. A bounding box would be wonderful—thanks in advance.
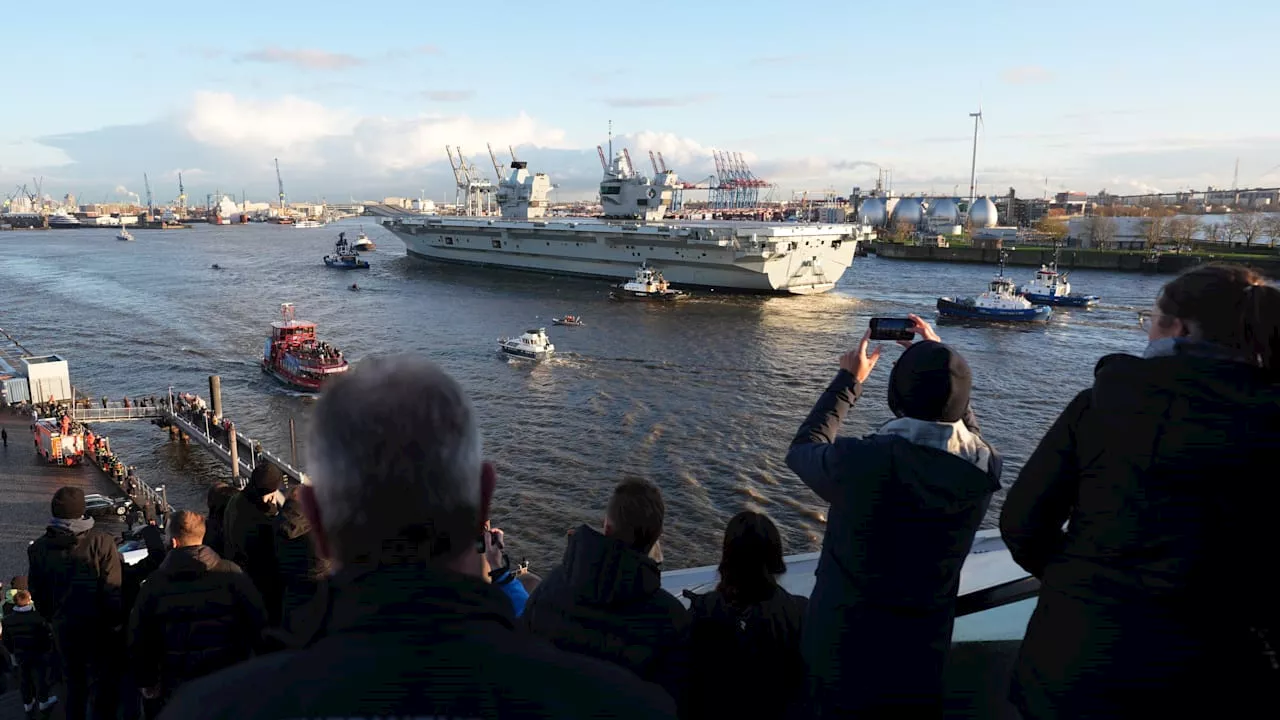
[608,120,613,162]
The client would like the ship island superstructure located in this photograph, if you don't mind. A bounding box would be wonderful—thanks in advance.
[381,148,869,294]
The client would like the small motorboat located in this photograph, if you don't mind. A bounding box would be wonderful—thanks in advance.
[937,251,1053,324]
[295,219,325,229]
[352,228,375,252]
[211,263,222,270]
[552,315,585,327]
[116,228,134,241]
[498,328,555,361]
[1019,244,1099,307]
[609,264,687,301]
[349,283,359,291]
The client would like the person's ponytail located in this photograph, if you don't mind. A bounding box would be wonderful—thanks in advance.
[1242,283,1280,372]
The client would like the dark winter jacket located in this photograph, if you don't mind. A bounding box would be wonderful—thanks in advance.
[27,519,124,630]
[222,490,281,623]
[685,585,809,720]
[2,606,54,659]
[127,544,267,692]
[122,525,167,616]
[203,511,227,558]
[523,525,691,708]
[1001,351,1280,719]
[273,496,328,628]
[786,370,1001,717]
[159,562,677,720]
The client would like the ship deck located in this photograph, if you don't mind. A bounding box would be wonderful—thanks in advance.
[390,214,856,235]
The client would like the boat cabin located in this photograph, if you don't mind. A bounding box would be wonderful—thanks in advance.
[271,303,318,344]
[988,277,1017,295]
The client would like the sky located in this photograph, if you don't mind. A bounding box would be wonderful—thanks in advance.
[4,0,1280,206]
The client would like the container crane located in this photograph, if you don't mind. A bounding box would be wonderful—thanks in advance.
[487,143,505,181]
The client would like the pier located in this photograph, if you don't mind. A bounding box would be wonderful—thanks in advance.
[70,376,309,488]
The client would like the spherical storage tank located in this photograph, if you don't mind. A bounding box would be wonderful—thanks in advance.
[891,197,923,226]
[969,197,999,228]
[858,197,887,226]
[928,198,959,225]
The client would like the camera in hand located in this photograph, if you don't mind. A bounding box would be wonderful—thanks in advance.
[869,318,915,342]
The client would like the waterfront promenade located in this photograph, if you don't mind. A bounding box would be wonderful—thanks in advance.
[0,412,126,584]
[0,412,116,720]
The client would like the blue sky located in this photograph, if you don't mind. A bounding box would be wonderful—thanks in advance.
[4,0,1279,205]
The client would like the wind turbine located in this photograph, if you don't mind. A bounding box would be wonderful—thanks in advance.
[968,106,984,210]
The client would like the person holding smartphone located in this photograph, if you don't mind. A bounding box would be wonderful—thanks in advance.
[786,314,1002,719]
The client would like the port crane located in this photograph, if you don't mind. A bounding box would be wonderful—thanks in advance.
[143,173,154,218]
[487,143,505,182]
[275,158,287,214]
[445,146,494,216]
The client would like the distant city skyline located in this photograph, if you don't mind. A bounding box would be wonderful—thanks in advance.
[4,0,1279,205]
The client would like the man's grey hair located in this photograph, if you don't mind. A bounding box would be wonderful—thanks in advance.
[306,355,483,564]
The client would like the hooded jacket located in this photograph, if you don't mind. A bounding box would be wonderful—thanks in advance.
[27,518,123,629]
[273,496,329,627]
[523,525,691,708]
[2,605,53,659]
[786,367,1001,717]
[159,562,677,720]
[127,544,267,692]
[1001,350,1280,719]
[222,489,281,623]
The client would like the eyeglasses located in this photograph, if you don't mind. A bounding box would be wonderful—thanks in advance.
[1138,311,1152,331]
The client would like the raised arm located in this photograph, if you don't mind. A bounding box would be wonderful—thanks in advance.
[787,331,883,503]
[1000,390,1089,577]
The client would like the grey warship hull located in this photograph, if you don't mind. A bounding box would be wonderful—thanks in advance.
[382,216,864,294]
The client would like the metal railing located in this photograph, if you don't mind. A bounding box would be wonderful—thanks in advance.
[73,407,164,422]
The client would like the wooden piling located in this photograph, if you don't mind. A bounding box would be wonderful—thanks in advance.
[228,423,240,487]
[209,375,223,422]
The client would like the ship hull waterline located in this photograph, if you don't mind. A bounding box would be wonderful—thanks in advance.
[386,225,858,295]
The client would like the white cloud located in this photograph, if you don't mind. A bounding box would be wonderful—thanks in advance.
[1001,65,1054,85]
[235,47,364,70]
[184,92,358,161]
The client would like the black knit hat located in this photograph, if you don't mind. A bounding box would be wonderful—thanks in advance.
[249,462,285,496]
[52,486,87,520]
[887,341,973,423]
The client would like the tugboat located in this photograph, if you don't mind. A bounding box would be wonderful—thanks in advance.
[262,303,350,391]
[609,264,687,301]
[323,232,370,269]
[352,228,375,252]
[1019,244,1099,307]
[937,251,1053,323]
[116,227,134,241]
[498,328,555,361]
[552,315,585,326]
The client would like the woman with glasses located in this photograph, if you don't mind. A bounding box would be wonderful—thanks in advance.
[1001,264,1280,719]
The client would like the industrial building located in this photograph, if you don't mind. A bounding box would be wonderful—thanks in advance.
[0,333,72,405]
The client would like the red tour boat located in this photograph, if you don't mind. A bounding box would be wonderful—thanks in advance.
[262,303,349,391]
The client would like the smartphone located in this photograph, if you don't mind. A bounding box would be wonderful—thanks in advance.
[869,318,915,342]
[490,529,504,550]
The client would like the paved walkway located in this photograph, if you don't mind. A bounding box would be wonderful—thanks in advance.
[0,412,126,584]
[0,412,126,720]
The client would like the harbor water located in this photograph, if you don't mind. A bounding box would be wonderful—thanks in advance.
[0,222,1168,570]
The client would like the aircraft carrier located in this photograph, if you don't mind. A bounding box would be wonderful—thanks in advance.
[382,150,869,294]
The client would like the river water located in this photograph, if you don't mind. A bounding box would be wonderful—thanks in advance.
[0,221,1168,570]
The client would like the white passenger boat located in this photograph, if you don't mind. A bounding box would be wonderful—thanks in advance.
[498,328,554,360]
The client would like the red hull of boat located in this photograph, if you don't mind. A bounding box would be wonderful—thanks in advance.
[262,358,347,392]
